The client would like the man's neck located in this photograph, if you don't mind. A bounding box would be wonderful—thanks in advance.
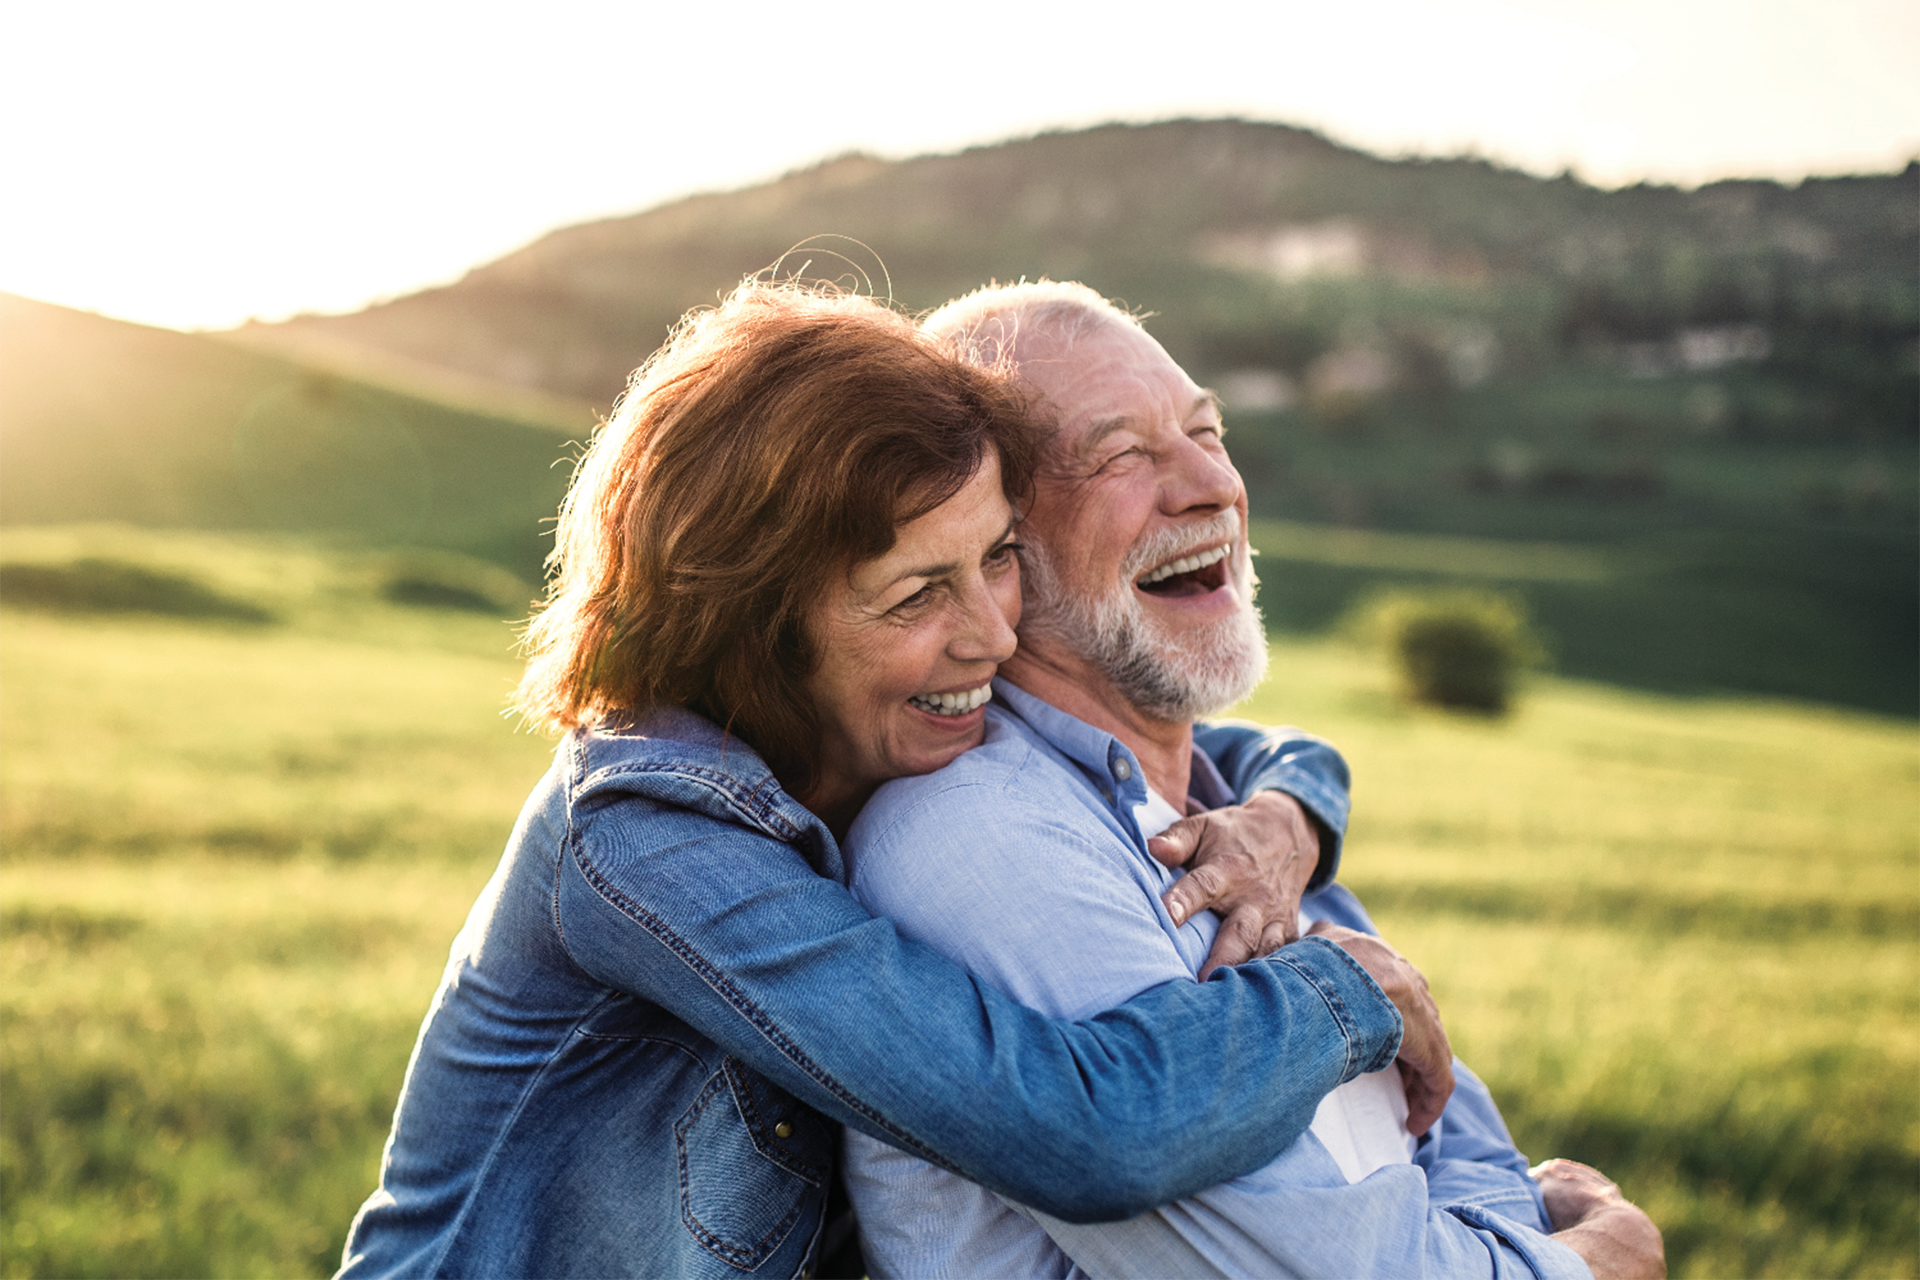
[1000,642,1193,804]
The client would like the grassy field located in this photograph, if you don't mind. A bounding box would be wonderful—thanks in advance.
[1239,644,1919,1277]
[1,529,1915,1278]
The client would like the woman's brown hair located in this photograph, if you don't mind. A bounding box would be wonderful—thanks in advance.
[515,281,1041,787]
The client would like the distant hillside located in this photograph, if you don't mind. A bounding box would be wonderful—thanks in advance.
[9,120,1914,715]
[0,294,580,578]
[249,119,1917,437]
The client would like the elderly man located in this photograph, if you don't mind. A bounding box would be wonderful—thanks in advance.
[839,282,1664,1279]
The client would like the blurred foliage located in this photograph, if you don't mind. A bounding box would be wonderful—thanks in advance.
[371,550,538,616]
[1346,588,1545,714]
[1,529,1914,1278]
[0,557,271,623]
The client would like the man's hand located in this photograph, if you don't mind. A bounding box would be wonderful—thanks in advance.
[1152,791,1321,980]
[1533,1159,1666,1279]
[1304,921,1454,1135]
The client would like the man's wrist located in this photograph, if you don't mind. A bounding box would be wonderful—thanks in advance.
[1253,778,1344,886]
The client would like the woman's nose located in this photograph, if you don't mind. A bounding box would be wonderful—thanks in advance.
[951,576,1018,665]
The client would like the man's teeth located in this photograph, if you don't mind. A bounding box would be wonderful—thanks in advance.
[908,684,993,717]
[1138,543,1231,585]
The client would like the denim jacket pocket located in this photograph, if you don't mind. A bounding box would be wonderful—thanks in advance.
[675,1056,832,1271]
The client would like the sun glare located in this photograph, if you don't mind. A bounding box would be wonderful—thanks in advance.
[1,0,1914,330]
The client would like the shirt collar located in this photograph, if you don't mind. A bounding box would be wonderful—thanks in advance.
[992,677,1231,814]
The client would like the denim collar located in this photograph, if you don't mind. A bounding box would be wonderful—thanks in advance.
[570,705,843,878]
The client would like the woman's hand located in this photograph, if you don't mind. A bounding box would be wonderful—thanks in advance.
[1152,791,1321,978]
[1532,1159,1667,1279]
[1304,921,1455,1135]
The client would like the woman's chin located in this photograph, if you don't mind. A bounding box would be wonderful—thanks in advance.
[897,705,989,775]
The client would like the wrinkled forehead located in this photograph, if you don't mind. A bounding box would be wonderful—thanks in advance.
[1018,323,1211,455]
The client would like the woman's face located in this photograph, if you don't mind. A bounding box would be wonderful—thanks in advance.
[802,453,1022,817]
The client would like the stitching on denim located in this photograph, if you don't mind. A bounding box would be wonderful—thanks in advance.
[427,988,627,1274]
[1295,935,1401,1075]
[571,1030,710,1068]
[674,1068,812,1270]
[723,1057,828,1186]
[581,761,804,842]
[1258,763,1346,829]
[553,736,590,951]
[569,844,943,1166]
[1270,946,1361,1082]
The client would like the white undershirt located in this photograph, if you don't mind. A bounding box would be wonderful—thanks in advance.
[1137,787,1417,1184]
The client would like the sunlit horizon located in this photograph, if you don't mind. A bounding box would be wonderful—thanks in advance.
[3,0,1914,333]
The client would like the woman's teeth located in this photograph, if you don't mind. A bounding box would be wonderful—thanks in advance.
[909,684,993,717]
[1138,543,1230,585]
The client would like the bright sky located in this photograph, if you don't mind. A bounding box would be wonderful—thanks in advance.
[2,0,1914,331]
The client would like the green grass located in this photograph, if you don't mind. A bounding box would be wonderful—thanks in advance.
[1246,514,1920,718]
[2,529,1915,1278]
[1239,644,1920,1278]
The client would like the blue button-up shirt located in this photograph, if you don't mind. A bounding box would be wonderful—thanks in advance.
[843,680,1589,1279]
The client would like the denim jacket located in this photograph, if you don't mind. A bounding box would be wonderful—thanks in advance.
[336,705,1396,1280]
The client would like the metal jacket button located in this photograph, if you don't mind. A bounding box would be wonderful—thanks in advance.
[774,1121,793,1139]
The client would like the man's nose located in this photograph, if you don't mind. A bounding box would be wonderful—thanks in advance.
[1160,436,1243,515]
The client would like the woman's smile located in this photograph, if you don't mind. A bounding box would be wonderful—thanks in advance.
[800,453,1022,827]
[907,681,994,718]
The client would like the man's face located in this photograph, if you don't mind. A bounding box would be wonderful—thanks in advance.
[1014,321,1268,721]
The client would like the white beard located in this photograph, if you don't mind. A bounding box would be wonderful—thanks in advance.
[1020,511,1269,722]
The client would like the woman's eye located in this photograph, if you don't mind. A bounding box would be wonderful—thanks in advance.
[987,541,1023,566]
[891,585,935,615]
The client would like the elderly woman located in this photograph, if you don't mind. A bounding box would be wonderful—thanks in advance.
[335,284,1401,1279]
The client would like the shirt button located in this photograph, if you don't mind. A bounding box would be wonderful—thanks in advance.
[774,1121,794,1139]
[1112,758,1132,781]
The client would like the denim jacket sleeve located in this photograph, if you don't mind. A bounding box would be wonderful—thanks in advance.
[1194,719,1353,886]
[553,789,1402,1224]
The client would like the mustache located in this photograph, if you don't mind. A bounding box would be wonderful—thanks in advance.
[1121,511,1243,581]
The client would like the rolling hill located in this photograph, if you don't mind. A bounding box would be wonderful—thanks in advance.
[242,120,1920,715]
[245,118,1916,435]
[0,293,582,579]
[4,120,1914,713]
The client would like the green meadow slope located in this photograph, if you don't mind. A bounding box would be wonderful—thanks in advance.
[0,293,584,580]
[236,120,1917,716]
[0,530,1913,1278]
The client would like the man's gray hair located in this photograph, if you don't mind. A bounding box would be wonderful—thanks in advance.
[920,281,1145,372]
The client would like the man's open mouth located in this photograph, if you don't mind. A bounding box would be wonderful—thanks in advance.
[908,683,993,717]
[1136,542,1231,597]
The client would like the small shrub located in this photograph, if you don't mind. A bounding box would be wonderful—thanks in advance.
[373,552,530,617]
[1349,588,1546,714]
[0,558,272,623]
